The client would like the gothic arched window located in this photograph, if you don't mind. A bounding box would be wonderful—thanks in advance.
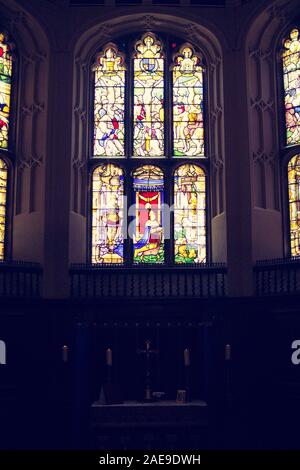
[282,28,300,257]
[0,31,14,260]
[91,33,207,265]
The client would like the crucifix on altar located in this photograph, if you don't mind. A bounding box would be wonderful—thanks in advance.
[137,339,159,402]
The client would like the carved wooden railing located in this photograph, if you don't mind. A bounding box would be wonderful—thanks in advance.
[70,263,227,299]
[254,257,300,296]
[0,261,42,298]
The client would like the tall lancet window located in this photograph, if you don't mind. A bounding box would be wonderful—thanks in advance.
[93,45,126,157]
[174,164,206,264]
[133,165,164,264]
[172,45,204,157]
[0,31,15,261]
[0,32,13,150]
[90,34,208,265]
[91,164,124,264]
[288,155,300,257]
[133,34,164,158]
[0,158,8,260]
[282,28,300,147]
[282,28,300,257]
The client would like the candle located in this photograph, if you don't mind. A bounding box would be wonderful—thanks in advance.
[184,348,190,367]
[225,344,231,361]
[106,348,112,366]
[62,345,68,363]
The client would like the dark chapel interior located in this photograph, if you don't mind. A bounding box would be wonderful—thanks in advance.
[1,0,300,450]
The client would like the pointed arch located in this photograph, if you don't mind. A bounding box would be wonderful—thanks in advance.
[88,31,213,266]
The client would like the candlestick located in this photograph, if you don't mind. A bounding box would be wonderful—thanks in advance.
[184,348,190,367]
[225,344,231,361]
[106,348,112,366]
[62,345,68,363]
[183,348,191,402]
[225,344,232,408]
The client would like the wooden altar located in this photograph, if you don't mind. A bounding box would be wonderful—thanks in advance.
[91,400,209,450]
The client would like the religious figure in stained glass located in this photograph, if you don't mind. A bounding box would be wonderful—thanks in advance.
[288,155,300,256]
[93,45,126,157]
[174,164,206,263]
[92,164,124,263]
[283,28,300,146]
[133,165,164,263]
[172,45,204,157]
[0,33,13,150]
[90,35,208,265]
[0,159,8,260]
[133,34,164,157]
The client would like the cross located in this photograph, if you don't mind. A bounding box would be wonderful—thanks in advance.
[137,340,159,401]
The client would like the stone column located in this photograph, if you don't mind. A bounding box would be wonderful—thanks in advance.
[43,48,74,298]
[223,47,253,296]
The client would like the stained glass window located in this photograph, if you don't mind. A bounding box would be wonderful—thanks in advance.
[0,32,13,149]
[288,155,300,256]
[0,158,8,260]
[91,164,124,264]
[91,36,208,265]
[133,165,164,263]
[174,164,206,264]
[93,45,126,157]
[283,28,300,146]
[173,45,204,157]
[133,34,164,158]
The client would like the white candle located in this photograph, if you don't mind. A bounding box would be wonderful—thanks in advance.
[62,345,68,363]
[184,348,190,367]
[225,344,231,361]
[106,348,112,366]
